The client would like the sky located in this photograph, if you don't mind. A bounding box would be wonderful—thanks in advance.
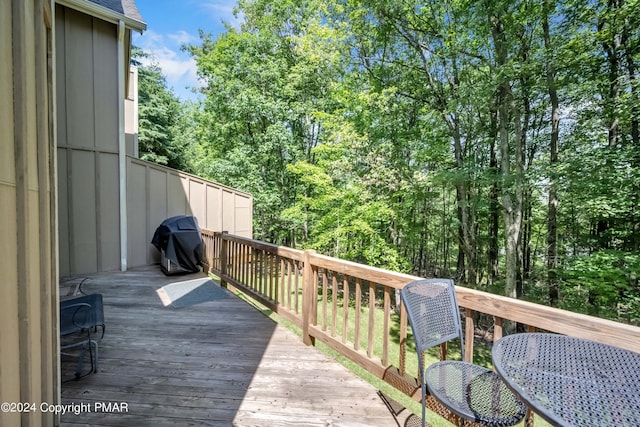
[132,0,243,102]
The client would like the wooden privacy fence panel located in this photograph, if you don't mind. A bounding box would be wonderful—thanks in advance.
[127,157,252,269]
[202,229,640,425]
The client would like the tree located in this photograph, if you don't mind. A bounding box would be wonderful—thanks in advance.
[187,1,344,243]
[131,47,193,171]
[542,0,560,306]
[181,0,640,321]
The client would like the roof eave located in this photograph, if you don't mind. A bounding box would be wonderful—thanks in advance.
[56,0,147,33]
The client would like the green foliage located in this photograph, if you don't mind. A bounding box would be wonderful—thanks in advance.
[178,0,640,321]
[132,47,195,172]
[561,251,640,324]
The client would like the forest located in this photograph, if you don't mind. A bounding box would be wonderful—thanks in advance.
[133,0,640,324]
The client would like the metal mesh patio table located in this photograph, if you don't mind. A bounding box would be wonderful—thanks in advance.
[492,333,640,427]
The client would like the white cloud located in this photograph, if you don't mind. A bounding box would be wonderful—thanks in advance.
[167,30,198,45]
[199,0,243,29]
[134,29,203,101]
[131,0,246,101]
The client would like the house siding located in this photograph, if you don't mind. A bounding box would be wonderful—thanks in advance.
[1,1,59,426]
[56,3,254,276]
[56,4,122,276]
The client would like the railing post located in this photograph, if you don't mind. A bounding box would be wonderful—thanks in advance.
[302,249,316,346]
[464,308,475,363]
[220,231,228,288]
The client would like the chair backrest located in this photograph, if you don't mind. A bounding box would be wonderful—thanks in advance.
[400,279,464,361]
[60,293,104,336]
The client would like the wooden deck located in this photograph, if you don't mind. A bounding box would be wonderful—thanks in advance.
[59,266,399,426]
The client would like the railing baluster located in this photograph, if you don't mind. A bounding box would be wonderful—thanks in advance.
[229,241,234,280]
[270,253,276,301]
[494,316,503,342]
[239,243,243,283]
[342,275,349,344]
[368,281,375,358]
[245,245,250,286]
[277,255,282,304]
[399,304,407,376]
[294,260,300,314]
[255,249,260,294]
[260,250,265,296]
[255,248,260,293]
[266,252,271,299]
[259,250,264,295]
[312,267,318,326]
[242,244,247,286]
[440,342,448,361]
[382,285,390,366]
[464,308,474,363]
[285,259,291,310]
[332,274,338,337]
[355,278,362,351]
[232,241,238,281]
[322,270,328,331]
[251,246,256,291]
[228,240,233,280]
[220,232,228,288]
[252,248,257,292]
[239,243,243,282]
[302,249,316,346]
[272,253,276,301]
[237,242,241,283]
[291,259,296,310]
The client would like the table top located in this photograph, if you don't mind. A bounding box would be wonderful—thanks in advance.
[492,333,640,427]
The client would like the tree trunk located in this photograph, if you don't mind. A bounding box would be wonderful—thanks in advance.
[621,7,640,251]
[518,66,532,295]
[490,10,523,299]
[453,122,477,286]
[488,110,500,285]
[600,0,622,149]
[543,1,560,306]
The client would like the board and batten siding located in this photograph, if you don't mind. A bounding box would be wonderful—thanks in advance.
[56,3,122,276]
[127,157,253,268]
[55,3,253,276]
[1,0,59,426]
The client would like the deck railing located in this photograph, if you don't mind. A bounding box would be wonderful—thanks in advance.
[201,229,640,425]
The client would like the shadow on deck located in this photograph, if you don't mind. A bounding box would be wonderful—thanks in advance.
[59,266,399,426]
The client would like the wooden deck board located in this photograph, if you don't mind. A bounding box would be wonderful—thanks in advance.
[60,266,396,426]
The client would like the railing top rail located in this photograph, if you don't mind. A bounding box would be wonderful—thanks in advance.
[310,252,420,289]
[456,286,640,353]
[204,230,305,261]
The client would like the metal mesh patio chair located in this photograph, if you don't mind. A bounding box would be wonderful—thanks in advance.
[60,293,105,380]
[400,279,526,427]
